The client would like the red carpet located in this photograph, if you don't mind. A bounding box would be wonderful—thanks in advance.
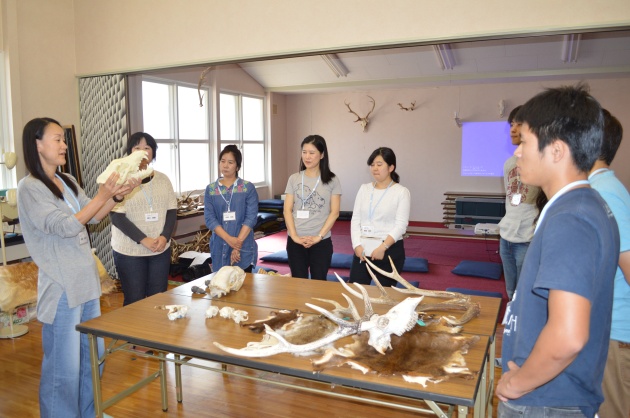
[256,221,507,309]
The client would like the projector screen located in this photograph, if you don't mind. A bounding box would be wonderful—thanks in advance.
[461,121,517,177]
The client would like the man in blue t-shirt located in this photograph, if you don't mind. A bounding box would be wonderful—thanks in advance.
[497,84,620,418]
[588,109,630,418]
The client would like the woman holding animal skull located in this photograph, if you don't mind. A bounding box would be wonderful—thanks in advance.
[17,117,139,418]
[349,147,410,287]
[284,135,342,280]
[204,145,259,272]
[110,132,178,307]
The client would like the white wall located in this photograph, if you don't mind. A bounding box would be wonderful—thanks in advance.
[285,78,630,222]
[72,1,630,76]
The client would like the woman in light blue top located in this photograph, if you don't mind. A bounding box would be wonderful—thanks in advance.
[204,145,259,272]
[17,117,138,418]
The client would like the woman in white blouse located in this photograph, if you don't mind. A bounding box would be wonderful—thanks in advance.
[349,147,410,287]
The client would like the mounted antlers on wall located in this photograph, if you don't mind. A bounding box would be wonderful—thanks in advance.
[344,95,376,132]
[197,66,215,107]
[398,101,416,111]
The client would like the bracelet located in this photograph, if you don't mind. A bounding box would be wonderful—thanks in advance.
[382,240,390,250]
[112,195,124,203]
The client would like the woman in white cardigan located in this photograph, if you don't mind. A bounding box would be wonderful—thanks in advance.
[349,147,410,287]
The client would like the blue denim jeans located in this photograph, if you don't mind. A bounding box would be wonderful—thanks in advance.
[40,293,104,418]
[500,238,530,300]
[499,401,588,417]
[113,248,171,306]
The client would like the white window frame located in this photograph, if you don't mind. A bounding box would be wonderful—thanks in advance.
[141,76,211,194]
[218,91,267,187]
[0,52,15,189]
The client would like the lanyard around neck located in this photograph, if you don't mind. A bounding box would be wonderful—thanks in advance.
[55,174,80,214]
[301,171,320,210]
[535,180,590,233]
[217,177,239,211]
[369,180,394,220]
[139,178,154,211]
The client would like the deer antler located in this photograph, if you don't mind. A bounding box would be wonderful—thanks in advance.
[398,101,416,111]
[344,96,376,132]
[197,66,214,107]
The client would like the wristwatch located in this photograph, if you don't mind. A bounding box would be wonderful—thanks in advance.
[112,195,124,203]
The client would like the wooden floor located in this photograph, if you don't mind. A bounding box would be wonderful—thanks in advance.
[0,288,504,418]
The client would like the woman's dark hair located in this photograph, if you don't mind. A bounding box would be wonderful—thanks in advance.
[299,134,336,184]
[367,147,400,183]
[22,117,78,199]
[126,132,157,160]
[219,145,242,174]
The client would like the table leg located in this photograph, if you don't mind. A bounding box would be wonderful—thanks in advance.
[88,333,104,418]
[158,352,168,411]
[175,354,183,403]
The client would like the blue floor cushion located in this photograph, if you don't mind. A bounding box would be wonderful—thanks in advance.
[451,260,503,280]
[260,250,289,263]
[326,274,349,282]
[330,253,353,268]
[403,257,429,273]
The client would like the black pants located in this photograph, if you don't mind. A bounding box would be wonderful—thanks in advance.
[349,239,405,287]
[286,235,333,280]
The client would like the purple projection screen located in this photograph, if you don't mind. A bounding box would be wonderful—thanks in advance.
[461,121,517,177]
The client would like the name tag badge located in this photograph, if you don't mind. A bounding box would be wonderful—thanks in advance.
[361,225,375,236]
[511,193,522,205]
[297,210,310,219]
[78,230,89,246]
[145,212,159,222]
[223,211,236,221]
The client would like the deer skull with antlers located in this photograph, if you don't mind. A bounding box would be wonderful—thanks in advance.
[345,95,375,132]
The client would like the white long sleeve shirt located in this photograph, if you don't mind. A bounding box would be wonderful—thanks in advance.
[350,182,410,256]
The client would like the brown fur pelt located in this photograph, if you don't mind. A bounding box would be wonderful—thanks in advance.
[240,309,302,333]
[312,326,479,387]
[0,254,117,312]
[280,315,338,346]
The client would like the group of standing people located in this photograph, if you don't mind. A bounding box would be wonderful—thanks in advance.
[14,82,629,418]
[495,85,629,418]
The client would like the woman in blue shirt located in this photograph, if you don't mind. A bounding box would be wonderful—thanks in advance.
[204,145,259,272]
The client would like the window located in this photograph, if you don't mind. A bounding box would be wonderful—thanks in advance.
[142,79,211,193]
[0,52,15,189]
[219,93,266,184]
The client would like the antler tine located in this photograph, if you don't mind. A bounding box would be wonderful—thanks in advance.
[421,300,481,326]
[197,66,214,107]
[344,100,362,121]
[352,283,375,320]
[341,293,361,320]
[364,263,391,295]
[304,300,358,327]
[365,95,376,118]
[364,256,413,289]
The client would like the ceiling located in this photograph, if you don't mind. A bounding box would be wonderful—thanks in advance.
[237,30,630,94]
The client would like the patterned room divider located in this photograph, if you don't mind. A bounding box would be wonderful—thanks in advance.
[78,74,128,277]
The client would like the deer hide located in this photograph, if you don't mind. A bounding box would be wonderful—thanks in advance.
[311,327,479,387]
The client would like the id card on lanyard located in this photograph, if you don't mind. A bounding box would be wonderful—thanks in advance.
[56,174,89,246]
[218,177,238,222]
[298,172,320,219]
[140,180,159,222]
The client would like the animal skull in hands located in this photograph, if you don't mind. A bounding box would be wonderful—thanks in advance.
[96,150,153,185]
[208,266,246,298]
